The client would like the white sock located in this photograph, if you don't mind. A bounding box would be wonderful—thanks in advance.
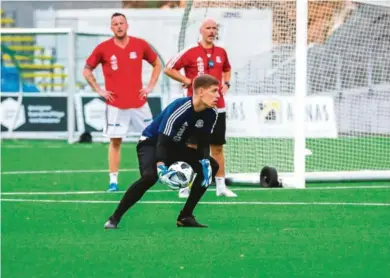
[215,177,226,192]
[109,172,118,184]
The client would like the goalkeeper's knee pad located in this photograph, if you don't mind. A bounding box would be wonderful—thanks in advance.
[260,166,282,188]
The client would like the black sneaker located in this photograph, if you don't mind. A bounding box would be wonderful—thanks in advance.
[176,215,208,228]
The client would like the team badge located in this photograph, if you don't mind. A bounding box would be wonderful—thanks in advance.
[110,55,118,70]
[129,52,137,59]
[195,119,204,128]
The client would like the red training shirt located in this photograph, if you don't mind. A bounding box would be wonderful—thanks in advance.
[166,43,231,111]
[86,36,157,109]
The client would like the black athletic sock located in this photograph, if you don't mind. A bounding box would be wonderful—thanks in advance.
[111,178,154,223]
[179,182,208,218]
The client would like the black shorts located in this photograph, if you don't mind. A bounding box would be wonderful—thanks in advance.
[187,112,226,146]
[136,138,219,179]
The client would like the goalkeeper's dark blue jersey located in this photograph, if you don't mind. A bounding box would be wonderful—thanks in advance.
[142,97,218,143]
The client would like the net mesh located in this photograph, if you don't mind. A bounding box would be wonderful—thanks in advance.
[178,0,390,177]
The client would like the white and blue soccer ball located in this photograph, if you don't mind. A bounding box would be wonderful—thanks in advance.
[168,161,194,189]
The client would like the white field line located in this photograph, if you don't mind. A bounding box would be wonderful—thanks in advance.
[1,169,139,175]
[3,145,32,148]
[1,198,389,207]
[1,185,390,196]
[2,144,136,149]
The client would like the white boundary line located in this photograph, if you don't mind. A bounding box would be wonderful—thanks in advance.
[2,144,137,149]
[1,185,390,196]
[1,169,139,175]
[1,198,389,206]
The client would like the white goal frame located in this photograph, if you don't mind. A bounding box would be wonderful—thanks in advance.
[1,18,390,186]
[1,28,76,143]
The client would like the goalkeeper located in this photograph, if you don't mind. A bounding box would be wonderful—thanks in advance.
[104,74,220,229]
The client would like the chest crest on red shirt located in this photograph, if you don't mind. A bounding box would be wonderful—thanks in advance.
[110,55,118,71]
[196,57,205,76]
[129,51,137,59]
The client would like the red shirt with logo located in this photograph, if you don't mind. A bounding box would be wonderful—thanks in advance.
[166,44,231,111]
[86,36,157,109]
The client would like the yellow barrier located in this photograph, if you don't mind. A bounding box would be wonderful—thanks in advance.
[21,73,68,78]
[1,18,15,25]
[2,54,54,61]
[0,36,35,42]
[4,63,65,70]
[8,45,44,51]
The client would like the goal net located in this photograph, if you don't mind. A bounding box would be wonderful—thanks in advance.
[177,0,390,186]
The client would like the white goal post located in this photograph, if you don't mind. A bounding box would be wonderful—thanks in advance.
[293,0,308,188]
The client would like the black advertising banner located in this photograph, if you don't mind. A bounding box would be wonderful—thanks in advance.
[1,95,162,133]
[0,96,68,132]
[79,96,106,132]
[147,97,163,118]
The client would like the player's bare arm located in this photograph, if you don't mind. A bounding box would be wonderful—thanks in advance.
[163,68,192,88]
[221,70,231,95]
[139,58,162,99]
[83,65,115,102]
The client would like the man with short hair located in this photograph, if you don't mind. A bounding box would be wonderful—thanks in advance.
[104,74,220,229]
[164,18,237,198]
[83,13,162,192]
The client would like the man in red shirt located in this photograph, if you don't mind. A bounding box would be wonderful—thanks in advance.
[164,18,237,197]
[83,13,162,192]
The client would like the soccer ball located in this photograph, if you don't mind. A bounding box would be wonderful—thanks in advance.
[167,161,194,190]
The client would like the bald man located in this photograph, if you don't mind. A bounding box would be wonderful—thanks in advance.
[164,18,237,198]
